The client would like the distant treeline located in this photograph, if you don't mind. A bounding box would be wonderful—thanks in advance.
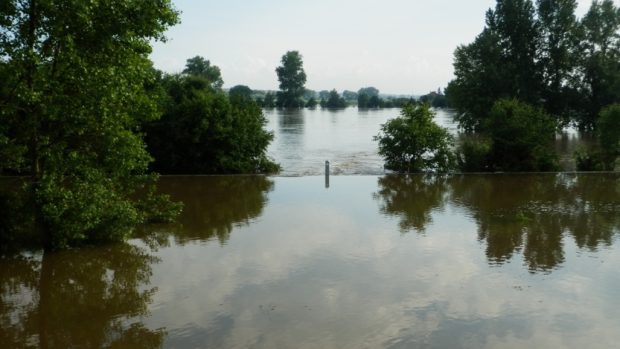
[228,86,447,109]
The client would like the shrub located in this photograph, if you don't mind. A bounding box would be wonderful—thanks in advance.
[375,103,455,173]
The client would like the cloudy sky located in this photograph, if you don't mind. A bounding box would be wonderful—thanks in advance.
[150,0,614,95]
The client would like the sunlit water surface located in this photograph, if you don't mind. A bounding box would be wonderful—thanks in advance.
[2,174,619,348]
[264,108,590,176]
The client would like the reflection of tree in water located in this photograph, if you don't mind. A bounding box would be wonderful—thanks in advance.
[155,176,274,244]
[373,175,450,233]
[451,174,620,272]
[0,245,163,349]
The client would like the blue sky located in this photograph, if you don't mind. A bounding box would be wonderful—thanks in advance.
[150,0,614,95]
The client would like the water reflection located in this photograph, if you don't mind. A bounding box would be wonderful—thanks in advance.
[374,173,620,273]
[1,174,619,348]
[373,175,449,233]
[0,244,162,349]
[155,176,274,244]
[265,108,593,175]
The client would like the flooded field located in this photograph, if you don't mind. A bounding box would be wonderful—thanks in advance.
[2,174,619,348]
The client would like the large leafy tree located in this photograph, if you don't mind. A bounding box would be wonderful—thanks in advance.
[275,50,306,108]
[324,89,347,108]
[0,1,179,249]
[576,0,620,129]
[448,0,541,132]
[485,99,558,171]
[537,0,579,122]
[183,55,224,89]
[145,73,279,174]
[375,103,455,173]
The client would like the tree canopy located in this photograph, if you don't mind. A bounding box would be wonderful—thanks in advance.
[0,0,180,250]
[323,89,347,108]
[229,85,253,100]
[375,103,455,173]
[145,70,279,175]
[183,56,224,89]
[447,0,620,131]
[275,51,307,108]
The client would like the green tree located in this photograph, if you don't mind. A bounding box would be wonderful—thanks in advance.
[318,90,331,100]
[324,89,347,108]
[305,97,318,108]
[229,85,253,100]
[536,0,579,123]
[0,0,180,250]
[357,93,370,108]
[597,104,620,167]
[358,87,380,97]
[446,28,506,131]
[368,95,382,108]
[145,74,279,174]
[576,104,620,170]
[275,51,306,108]
[448,0,543,131]
[183,55,224,89]
[375,103,455,173]
[575,0,620,129]
[263,92,276,108]
[485,99,559,171]
[342,90,358,103]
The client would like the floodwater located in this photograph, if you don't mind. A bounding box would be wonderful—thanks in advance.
[264,107,590,176]
[264,108,458,176]
[2,174,619,348]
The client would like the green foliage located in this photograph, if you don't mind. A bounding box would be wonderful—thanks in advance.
[229,85,253,100]
[357,87,381,108]
[323,89,347,108]
[305,97,318,108]
[447,28,507,132]
[263,92,276,108]
[457,137,492,172]
[358,87,380,97]
[357,93,370,108]
[342,90,358,102]
[448,0,620,132]
[275,51,307,108]
[145,74,279,174]
[448,0,542,132]
[183,56,224,89]
[0,0,180,250]
[485,99,559,171]
[576,0,620,129]
[375,103,455,173]
[598,104,620,156]
[419,91,448,108]
[537,0,579,123]
[576,104,620,170]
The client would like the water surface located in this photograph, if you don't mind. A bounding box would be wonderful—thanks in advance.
[265,108,590,175]
[265,108,457,176]
[2,174,619,348]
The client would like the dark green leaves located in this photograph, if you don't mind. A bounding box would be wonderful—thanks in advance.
[375,103,455,173]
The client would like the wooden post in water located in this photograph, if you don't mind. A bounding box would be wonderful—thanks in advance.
[325,160,330,188]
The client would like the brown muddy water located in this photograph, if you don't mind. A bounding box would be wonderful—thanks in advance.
[264,108,592,176]
[1,174,619,348]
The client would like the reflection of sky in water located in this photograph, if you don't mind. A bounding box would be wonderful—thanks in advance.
[265,108,590,176]
[142,175,620,349]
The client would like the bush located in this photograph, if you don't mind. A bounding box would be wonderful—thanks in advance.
[485,99,559,172]
[457,137,491,172]
[574,104,620,171]
[145,75,279,174]
[375,103,455,173]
